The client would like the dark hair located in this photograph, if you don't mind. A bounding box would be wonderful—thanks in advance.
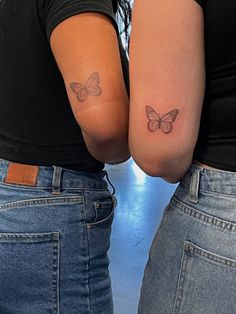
[112,0,132,43]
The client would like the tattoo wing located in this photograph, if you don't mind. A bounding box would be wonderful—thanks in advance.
[146,106,161,132]
[86,72,102,96]
[69,72,102,102]
[159,110,179,134]
[69,82,88,102]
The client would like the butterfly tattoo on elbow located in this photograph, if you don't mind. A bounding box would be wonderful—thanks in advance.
[69,72,102,102]
[146,105,179,134]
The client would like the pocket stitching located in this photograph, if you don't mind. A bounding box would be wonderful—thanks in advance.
[184,241,236,268]
[172,240,236,314]
[52,235,60,314]
[171,197,236,233]
[0,196,84,211]
[86,206,115,229]
[0,232,59,242]
[0,231,60,313]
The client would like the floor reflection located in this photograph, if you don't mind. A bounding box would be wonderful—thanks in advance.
[106,159,177,314]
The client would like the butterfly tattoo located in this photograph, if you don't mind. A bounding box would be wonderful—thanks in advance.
[146,105,179,134]
[69,72,102,102]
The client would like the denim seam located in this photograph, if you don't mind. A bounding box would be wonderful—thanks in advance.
[172,244,188,314]
[52,234,60,314]
[171,197,236,232]
[184,241,236,268]
[0,182,108,192]
[181,181,236,199]
[86,206,115,229]
[0,183,48,190]
[0,196,84,210]
[196,189,236,200]
[81,198,92,313]
[0,232,58,241]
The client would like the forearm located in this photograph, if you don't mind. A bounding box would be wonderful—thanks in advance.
[129,0,205,182]
[50,13,130,164]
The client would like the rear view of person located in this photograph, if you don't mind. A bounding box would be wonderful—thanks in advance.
[129,0,236,313]
[0,0,131,313]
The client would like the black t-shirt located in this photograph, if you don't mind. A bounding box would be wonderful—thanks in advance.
[0,0,128,171]
[193,0,236,171]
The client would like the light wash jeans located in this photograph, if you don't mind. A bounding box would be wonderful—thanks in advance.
[138,164,236,314]
[0,159,116,314]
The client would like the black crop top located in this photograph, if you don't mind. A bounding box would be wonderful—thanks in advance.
[0,0,128,172]
[193,0,236,171]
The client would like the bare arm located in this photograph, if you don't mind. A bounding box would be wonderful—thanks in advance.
[129,0,205,182]
[50,13,130,164]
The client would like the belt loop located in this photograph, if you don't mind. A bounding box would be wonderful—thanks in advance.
[52,166,62,195]
[189,168,202,204]
[104,171,116,195]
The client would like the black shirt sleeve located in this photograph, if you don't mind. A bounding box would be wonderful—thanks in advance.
[194,0,206,10]
[40,0,129,92]
[41,0,118,41]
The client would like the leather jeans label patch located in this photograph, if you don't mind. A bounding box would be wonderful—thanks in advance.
[5,163,39,186]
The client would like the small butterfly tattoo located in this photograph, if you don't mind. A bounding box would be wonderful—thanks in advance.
[69,72,102,102]
[146,105,179,134]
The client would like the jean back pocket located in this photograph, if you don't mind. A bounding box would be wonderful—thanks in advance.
[173,241,236,314]
[0,232,60,314]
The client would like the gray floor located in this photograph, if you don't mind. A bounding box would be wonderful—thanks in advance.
[106,159,177,314]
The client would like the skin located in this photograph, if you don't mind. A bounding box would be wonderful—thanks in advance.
[129,0,205,182]
[50,13,130,164]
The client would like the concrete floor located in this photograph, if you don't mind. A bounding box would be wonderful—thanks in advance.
[106,159,177,314]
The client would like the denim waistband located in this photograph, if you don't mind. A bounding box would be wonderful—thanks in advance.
[0,159,109,192]
[181,164,236,203]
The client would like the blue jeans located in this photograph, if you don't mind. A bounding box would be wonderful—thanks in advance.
[138,164,236,314]
[0,159,116,314]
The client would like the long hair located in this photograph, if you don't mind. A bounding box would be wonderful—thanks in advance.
[112,0,132,43]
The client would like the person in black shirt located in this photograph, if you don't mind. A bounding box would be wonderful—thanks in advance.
[0,0,131,313]
[129,0,236,313]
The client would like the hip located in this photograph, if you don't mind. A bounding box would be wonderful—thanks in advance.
[0,158,116,313]
[138,164,236,314]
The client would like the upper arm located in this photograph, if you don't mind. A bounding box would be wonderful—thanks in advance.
[129,0,205,180]
[50,12,128,138]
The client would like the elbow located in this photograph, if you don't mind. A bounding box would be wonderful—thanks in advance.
[84,131,130,165]
[97,136,130,164]
[133,159,181,183]
[133,159,164,178]
[129,133,194,182]
[131,150,192,183]
[91,146,130,165]
[103,153,131,165]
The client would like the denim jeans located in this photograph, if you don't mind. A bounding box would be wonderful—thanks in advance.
[0,159,116,314]
[138,164,236,314]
